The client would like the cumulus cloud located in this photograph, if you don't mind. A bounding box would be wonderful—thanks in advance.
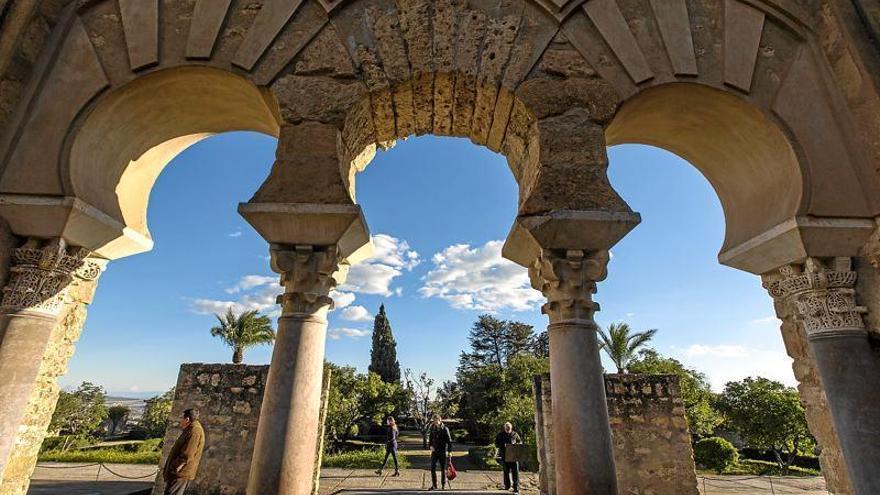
[328,327,371,340]
[330,290,356,309]
[340,234,420,296]
[225,275,277,294]
[419,240,543,312]
[340,305,373,322]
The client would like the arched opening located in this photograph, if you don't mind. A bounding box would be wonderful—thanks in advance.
[606,83,803,258]
[66,67,280,259]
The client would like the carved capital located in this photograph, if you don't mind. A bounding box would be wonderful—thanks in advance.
[1,238,93,316]
[763,257,867,340]
[271,245,348,317]
[529,249,609,323]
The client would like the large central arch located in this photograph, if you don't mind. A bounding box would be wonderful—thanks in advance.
[1,0,879,494]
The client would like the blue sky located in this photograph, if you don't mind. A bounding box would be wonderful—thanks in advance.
[62,132,792,397]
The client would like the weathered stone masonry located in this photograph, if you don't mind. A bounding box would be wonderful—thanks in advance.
[534,373,699,495]
[154,363,332,495]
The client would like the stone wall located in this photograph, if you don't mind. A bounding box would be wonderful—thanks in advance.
[533,373,699,495]
[153,363,332,495]
[153,364,269,495]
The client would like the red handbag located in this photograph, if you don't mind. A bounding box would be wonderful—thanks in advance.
[446,458,458,480]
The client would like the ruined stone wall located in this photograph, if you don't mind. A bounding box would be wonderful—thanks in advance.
[534,373,699,495]
[153,363,332,495]
[153,364,269,495]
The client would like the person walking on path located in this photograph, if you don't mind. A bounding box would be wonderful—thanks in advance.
[494,422,522,492]
[162,408,205,495]
[428,414,453,490]
[375,416,400,476]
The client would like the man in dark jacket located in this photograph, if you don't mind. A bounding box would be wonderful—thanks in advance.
[494,422,522,492]
[162,408,205,495]
[428,414,453,490]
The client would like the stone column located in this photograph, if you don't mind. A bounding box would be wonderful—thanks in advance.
[529,248,617,495]
[0,238,104,495]
[247,245,345,495]
[764,281,853,494]
[763,257,880,495]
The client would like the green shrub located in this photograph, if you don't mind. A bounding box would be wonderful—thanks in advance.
[321,448,409,469]
[726,459,820,477]
[694,437,739,474]
[39,435,93,453]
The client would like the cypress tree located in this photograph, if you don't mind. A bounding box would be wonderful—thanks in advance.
[369,304,401,383]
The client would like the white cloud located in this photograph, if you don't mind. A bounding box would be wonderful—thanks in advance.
[330,290,356,309]
[328,327,371,340]
[228,230,243,238]
[226,275,277,294]
[419,240,543,312]
[674,344,795,391]
[340,234,420,296]
[340,305,373,322]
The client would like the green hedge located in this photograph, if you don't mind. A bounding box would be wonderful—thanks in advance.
[321,448,410,469]
[39,449,160,465]
[694,437,739,474]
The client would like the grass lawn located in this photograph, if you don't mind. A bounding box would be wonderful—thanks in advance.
[39,449,160,465]
[322,448,410,469]
[698,459,821,477]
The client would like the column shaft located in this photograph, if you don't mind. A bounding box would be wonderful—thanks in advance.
[549,322,616,494]
[809,333,880,494]
[247,313,328,493]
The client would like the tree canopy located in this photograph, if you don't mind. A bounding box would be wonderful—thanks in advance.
[459,315,535,371]
[369,304,401,383]
[140,387,175,438]
[717,377,814,471]
[49,382,108,437]
[598,322,657,373]
[210,308,275,364]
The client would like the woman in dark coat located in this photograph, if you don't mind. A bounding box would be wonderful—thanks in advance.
[376,416,400,476]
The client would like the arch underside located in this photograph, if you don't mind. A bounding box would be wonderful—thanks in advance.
[0,0,874,271]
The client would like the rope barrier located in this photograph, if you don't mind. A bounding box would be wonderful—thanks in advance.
[35,462,158,480]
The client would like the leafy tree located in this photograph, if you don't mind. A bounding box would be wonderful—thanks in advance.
[49,382,108,437]
[717,377,814,472]
[404,369,436,447]
[107,405,131,435]
[597,322,657,373]
[532,331,550,358]
[694,437,739,474]
[324,362,408,449]
[325,363,363,446]
[141,388,175,438]
[210,308,275,364]
[628,349,722,436]
[369,304,401,383]
[459,315,535,371]
[435,380,461,418]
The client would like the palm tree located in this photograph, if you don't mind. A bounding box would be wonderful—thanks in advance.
[210,308,276,364]
[597,322,657,373]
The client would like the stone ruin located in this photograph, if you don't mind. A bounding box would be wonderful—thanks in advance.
[153,363,330,495]
[533,373,699,495]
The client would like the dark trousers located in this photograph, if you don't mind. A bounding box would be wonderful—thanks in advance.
[164,478,189,495]
[430,451,448,487]
[380,445,399,470]
[503,462,519,490]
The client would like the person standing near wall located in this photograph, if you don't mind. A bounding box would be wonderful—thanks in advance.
[495,421,522,492]
[375,416,400,476]
[162,408,206,495]
[428,414,453,490]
